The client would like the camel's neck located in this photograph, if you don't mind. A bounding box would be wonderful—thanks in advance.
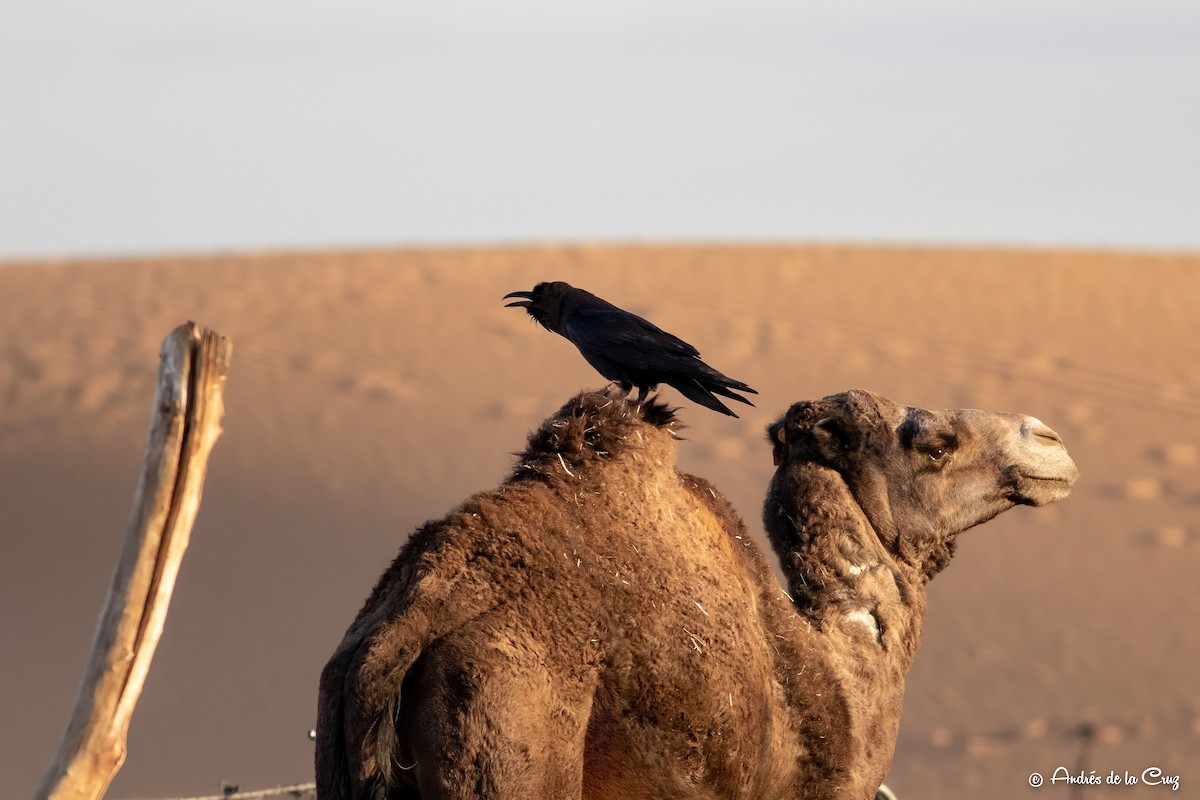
[763,460,926,663]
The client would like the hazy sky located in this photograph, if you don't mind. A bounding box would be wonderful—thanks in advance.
[2,1,1198,257]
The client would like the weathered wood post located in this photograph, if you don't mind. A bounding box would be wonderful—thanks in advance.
[34,322,233,800]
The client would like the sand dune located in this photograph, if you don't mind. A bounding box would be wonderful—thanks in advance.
[2,245,1197,799]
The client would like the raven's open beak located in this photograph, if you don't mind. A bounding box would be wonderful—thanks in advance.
[502,290,533,308]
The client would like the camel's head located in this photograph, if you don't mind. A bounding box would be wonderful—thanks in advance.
[767,389,1079,578]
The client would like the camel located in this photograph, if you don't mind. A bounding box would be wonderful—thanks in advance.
[316,387,1078,800]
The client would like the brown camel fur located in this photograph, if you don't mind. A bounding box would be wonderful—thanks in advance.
[316,387,1078,800]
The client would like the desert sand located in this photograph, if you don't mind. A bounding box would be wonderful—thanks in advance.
[2,245,1197,799]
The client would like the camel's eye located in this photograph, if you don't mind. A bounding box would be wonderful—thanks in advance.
[916,436,956,465]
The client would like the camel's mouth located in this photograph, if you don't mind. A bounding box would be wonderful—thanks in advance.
[1010,470,1078,506]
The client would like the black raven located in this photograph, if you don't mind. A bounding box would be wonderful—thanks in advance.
[503,281,757,417]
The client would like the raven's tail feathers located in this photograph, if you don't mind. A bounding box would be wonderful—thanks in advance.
[708,383,756,406]
[672,378,741,417]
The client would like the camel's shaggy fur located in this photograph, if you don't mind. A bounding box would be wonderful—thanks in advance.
[317,387,1077,800]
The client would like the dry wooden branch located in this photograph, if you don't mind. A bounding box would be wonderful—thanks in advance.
[115,782,316,800]
[34,323,233,800]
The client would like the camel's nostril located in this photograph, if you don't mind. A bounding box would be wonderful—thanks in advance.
[1023,418,1063,446]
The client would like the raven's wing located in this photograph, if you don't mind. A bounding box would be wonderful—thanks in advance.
[564,306,701,369]
[567,309,756,393]
[565,304,757,416]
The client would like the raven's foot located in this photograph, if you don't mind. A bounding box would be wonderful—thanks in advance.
[600,381,632,399]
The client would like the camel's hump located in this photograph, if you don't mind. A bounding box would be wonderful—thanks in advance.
[510,387,684,481]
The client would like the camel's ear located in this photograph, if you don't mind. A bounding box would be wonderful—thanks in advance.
[766,419,787,467]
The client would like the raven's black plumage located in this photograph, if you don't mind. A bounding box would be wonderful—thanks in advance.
[503,281,757,417]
